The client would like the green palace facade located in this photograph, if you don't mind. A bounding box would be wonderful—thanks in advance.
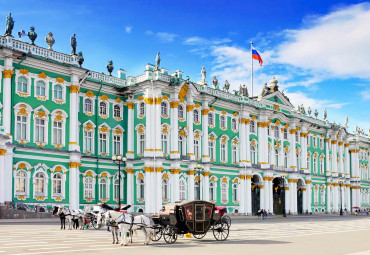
[0,24,369,215]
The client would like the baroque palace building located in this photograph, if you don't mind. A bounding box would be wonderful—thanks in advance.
[0,25,369,215]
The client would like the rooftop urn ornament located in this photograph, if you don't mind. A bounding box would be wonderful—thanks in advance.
[27,26,37,45]
[269,76,279,92]
[45,32,55,50]
[307,106,312,116]
[155,52,161,70]
[224,80,230,92]
[344,115,348,128]
[5,12,14,36]
[77,52,84,67]
[70,33,77,56]
[314,109,318,118]
[323,108,327,121]
[212,76,219,89]
[107,60,114,76]
[201,66,207,85]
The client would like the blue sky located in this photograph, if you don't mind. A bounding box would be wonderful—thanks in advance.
[1,0,369,134]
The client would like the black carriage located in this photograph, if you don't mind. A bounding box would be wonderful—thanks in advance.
[151,200,230,243]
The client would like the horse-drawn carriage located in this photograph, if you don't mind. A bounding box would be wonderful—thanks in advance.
[151,200,230,243]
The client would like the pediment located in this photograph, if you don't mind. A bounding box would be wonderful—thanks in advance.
[262,91,294,108]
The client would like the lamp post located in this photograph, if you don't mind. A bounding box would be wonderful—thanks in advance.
[281,174,287,217]
[112,155,127,209]
[195,164,204,200]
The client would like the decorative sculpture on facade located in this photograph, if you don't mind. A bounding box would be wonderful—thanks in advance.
[27,27,37,45]
[45,32,55,50]
[107,60,114,76]
[239,84,248,97]
[323,108,327,121]
[212,76,219,90]
[155,52,161,70]
[5,13,14,36]
[201,66,207,85]
[170,73,180,85]
[344,115,348,128]
[224,80,230,92]
[77,52,84,67]
[307,106,312,116]
[261,82,269,96]
[70,33,77,56]
[314,109,318,118]
[299,104,306,114]
[269,76,279,92]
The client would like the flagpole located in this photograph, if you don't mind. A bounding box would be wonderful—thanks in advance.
[250,41,253,98]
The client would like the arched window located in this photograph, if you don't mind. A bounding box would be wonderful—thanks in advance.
[194,181,200,200]
[296,153,300,169]
[35,118,45,143]
[307,155,311,171]
[84,177,94,199]
[268,147,272,164]
[283,128,288,139]
[179,179,187,201]
[320,186,325,205]
[54,85,63,100]
[232,183,238,202]
[161,133,168,155]
[295,132,299,143]
[220,115,226,129]
[17,77,28,92]
[138,179,145,200]
[320,158,324,174]
[232,118,237,130]
[220,142,226,162]
[209,182,215,201]
[114,105,121,118]
[179,136,184,156]
[139,102,145,116]
[84,130,93,153]
[99,178,108,199]
[161,102,168,116]
[313,156,318,174]
[36,81,46,96]
[35,172,45,195]
[162,179,169,201]
[52,173,62,196]
[99,102,107,115]
[208,113,214,126]
[113,134,121,155]
[250,120,255,133]
[15,170,27,194]
[275,149,279,166]
[314,186,319,205]
[221,183,228,202]
[284,151,288,168]
[209,140,215,161]
[178,105,184,119]
[267,125,271,136]
[274,126,279,138]
[85,98,92,113]
[250,145,256,164]
[100,132,108,154]
[193,109,199,122]
[138,132,145,155]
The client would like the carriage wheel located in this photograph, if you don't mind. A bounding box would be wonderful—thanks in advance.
[222,215,232,226]
[152,227,163,241]
[213,220,229,241]
[163,227,178,244]
[193,233,207,239]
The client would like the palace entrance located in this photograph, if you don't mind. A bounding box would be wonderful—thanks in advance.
[251,175,261,215]
[297,179,305,214]
[273,177,285,215]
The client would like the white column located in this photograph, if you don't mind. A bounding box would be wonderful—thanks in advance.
[126,169,134,210]
[326,138,331,176]
[170,101,179,159]
[284,185,290,214]
[332,141,338,177]
[144,98,154,157]
[269,179,273,213]
[0,148,6,203]
[69,153,81,210]
[288,124,297,170]
[201,102,209,163]
[188,170,195,201]
[144,168,152,214]
[239,118,246,164]
[333,183,338,213]
[203,165,210,201]
[302,187,307,213]
[246,174,252,215]
[301,127,308,173]
[338,142,344,175]
[289,180,295,214]
[259,184,265,210]
[4,149,13,202]
[171,162,181,202]
[345,184,351,210]
[126,102,135,159]
[257,115,269,169]
[155,167,162,212]
[239,172,245,213]
[187,103,195,160]
[154,98,162,157]
[2,58,13,135]
[245,119,251,166]
[68,75,80,151]
[293,182,298,214]
[326,183,331,213]
[344,145,350,178]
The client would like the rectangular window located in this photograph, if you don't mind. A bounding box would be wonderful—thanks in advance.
[35,118,45,142]
[113,135,121,155]
[84,131,93,152]
[139,134,145,154]
[232,146,237,164]
[194,140,200,159]
[53,121,62,145]
[161,134,168,155]
[100,133,107,154]
[16,116,27,140]
[220,143,226,162]
[209,142,214,160]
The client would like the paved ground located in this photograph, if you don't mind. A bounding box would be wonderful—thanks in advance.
[0,216,370,255]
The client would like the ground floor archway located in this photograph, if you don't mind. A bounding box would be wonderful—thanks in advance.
[273,177,285,215]
[251,175,261,215]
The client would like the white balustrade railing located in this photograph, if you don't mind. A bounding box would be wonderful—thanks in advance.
[88,71,126,87]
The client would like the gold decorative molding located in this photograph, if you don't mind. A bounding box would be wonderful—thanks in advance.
[3,69,14,78]
[86,90,95,97]
[125,168,134,174]
[187,170,196,175]
[69,85,79,93]
[69,162,81,168]
[38,72,47,79]
[257,122,269,128]
[126,102,135,109]
[203,171,211,177]
[0,149,7,156]
[170,169,181,174]
[201,109,210,115]
[56,77,65,83]
[19,68,29,75]
[170,101,179,108]
[143,166,154,172]
[186,105,195,112]
[100,95,109,101]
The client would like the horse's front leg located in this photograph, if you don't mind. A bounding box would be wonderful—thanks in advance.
[143,228,149,245]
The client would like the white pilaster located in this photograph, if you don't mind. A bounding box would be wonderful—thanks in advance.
[2,57,13,136]
[188,169,195,201]
[246,174,252,215]
[245,118,251,166]
[238,171,245,213]
[69,153,81,210]
[288,123,297,170]
[344,144,350,179]
[69,75,80,152]
[257,115,269,169]
[187,101,195,160]
[326,138,331,176]
[201,102,209,163]
[332,141,338,177]
[171,162,181,202]
[126,102,135,159]
[170,100,179,159]
[203,165,210,201]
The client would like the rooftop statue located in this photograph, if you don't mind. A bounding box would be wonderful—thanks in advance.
[300,104,306,114]
[5,12,14,36]
[239,84,248,97]
[323,108,327,121]
[27,26,37,45]
[45,32,55,50]
[186,76,190,84]
[269,76,279,92]
[107,60,114,76]
[201,66,207,85]
[261,82,269,96]
[70,33,77,55]
[344,115,348,128]
[314,109,318,118]
[212,76,219,90]
[170,73,180,85]
[307,106,312,116]
[155,52,161,70]
[77,52,84,67]
[354,124,358,135]
[224,80,230,92]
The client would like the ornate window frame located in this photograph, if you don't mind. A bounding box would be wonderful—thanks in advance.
[82,170,97,202]
[98,172,111,202]
[161,124,170,156]
[137,101,145,119]
[179,177,187,201]
[220,177,230,204]
[136,124,146,157]
[208,132,217,162]
[112,125,125,156]
[232,178,240,204]
[51,109,68,149]
[83,120,96,154]
[178,103,186,122]
[82,91,96,116]
[52,83,66,104]
[113,172,125,202]
[161,100,169,118]
[219,114,227,130]
[33,106,50,147]
[113,103,123,121]
[135,171,145,202]
[193,109,200,124]
[208,112,215,128]
[15,73,31,98]
[209,176,218,202]
[219,135,229,164]
[231,138,239,165]
[250,120,256,133]
[162,173,170,203]
[98,123,111,156]
[33,164,49,201]
[14,161,32,200]
[50,165,67,201]
[14,103,33,144]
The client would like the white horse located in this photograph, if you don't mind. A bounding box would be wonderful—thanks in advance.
[57,207,85,230]
[104,210,153,246]
[97,211,121,244]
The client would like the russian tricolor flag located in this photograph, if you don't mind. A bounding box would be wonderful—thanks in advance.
[252,46,263,66]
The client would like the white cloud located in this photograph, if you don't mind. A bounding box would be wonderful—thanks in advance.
[276,3,370,79]
[125,26,132,34]
[156,32,177,43]
[145,30,153,35]
[184,36,231,45]
[360,88,370,100]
